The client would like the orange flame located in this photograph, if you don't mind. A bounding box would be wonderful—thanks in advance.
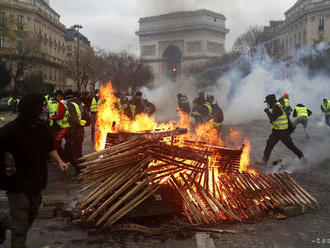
[95,82,253,173]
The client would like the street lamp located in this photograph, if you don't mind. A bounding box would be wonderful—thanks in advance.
[72,24,83,92]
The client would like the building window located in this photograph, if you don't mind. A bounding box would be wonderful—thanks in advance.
[0,12,5,25]
[18,15,23,24]
[17,15,23,30]
[0,36,5,48]
[17,39,23,51]
[318,16,324,31]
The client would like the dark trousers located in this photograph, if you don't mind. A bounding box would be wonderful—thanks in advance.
[0,191,41,248]
[90,112,97,142]
[325,115,330,127]
[263,130,304,163]
[65,125,85,173]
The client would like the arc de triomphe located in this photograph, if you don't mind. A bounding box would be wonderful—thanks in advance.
[136,9,229,83]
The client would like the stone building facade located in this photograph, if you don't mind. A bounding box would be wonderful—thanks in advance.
[265,0,330,59]
[65,27,91,58]
[136,9,229,82]
[0,0,72,90]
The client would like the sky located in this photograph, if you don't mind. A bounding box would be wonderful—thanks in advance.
[50,0,296,55]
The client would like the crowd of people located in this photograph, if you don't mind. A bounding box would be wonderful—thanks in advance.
[0,87,329,247]
[177,92,224,133]
[0,88,158,247]
[262,93,330,166]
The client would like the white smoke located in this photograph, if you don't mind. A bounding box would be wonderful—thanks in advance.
[141,42,330,167]
[141,76,200,122]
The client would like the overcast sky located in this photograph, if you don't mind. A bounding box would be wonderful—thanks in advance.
[51,0,296,55]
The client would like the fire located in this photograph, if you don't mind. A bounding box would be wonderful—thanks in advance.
[95,82,176,151]
[95,82,253,173]
[239,139,251,172]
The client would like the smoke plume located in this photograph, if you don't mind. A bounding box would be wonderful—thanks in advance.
[142,43,330,166]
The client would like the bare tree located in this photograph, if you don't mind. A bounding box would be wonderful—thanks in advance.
[99,51,154,93]
[233,26,270,53]
[66,47,97,93]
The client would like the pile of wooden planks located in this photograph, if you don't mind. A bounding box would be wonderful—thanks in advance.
[76,136,319,227]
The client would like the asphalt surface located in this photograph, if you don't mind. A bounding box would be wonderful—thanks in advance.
[0,112,329,248]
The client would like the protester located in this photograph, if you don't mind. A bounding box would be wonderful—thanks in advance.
[0,93,68,247]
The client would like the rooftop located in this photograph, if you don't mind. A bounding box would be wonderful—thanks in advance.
[139,9,226,23]
[66,28,91,46]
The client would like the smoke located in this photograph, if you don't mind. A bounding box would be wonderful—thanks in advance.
[141,42,330,167]
[141,76,199,122]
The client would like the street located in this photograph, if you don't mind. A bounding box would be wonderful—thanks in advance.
[1,113,329,248]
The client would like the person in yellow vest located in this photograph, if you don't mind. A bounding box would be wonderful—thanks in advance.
[127,91,145,120]
[293,104,312,139]
[66,91,89,173]
[13,96,20,114]
[116,96,129,115]
[48,91,61,135]
[201,95,224,133]
[279,93,293,116]
[90,89,102,143]
[262,94,305,165]
[321,98,330,127]
[50,90,70,162]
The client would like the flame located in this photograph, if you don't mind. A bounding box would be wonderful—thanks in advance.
[239,139,251,172]
[95,82,176,151]
[92,83,274,222]
[95,82,254,175]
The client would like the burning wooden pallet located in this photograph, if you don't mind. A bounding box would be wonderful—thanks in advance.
[76,135,318,228]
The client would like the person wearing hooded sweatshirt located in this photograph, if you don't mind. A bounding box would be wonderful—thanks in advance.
[0,93,68,247]
[293,104,312,139]
[263,94,305,165]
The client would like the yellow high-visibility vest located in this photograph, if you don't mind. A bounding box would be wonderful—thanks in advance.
[57,100,70,128]
[321,100,330,115]
[118,98,124,114]
[295,106,308,119]
[203,102,212,116]
[8,98,13,106]
[90,97,102,112]
[71,102,86,126]
[283,98,290,108]
[129,104,136,119]
[272,102,288,130]
[48,100,59,126]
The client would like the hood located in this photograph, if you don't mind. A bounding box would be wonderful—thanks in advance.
[264,94,277,107]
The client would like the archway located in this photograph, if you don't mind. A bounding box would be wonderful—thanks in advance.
[162,45,182,80]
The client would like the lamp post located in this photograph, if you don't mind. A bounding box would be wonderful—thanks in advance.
[73,24,83,92]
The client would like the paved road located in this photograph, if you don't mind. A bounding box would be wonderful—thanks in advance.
[1,117,330,248]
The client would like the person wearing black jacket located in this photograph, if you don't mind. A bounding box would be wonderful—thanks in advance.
[0,93,68,247]
[126,91,146,120]
[177,93,191,114]
[64,90,88,174]
[293,104,312,139]
[262,94,304,165]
